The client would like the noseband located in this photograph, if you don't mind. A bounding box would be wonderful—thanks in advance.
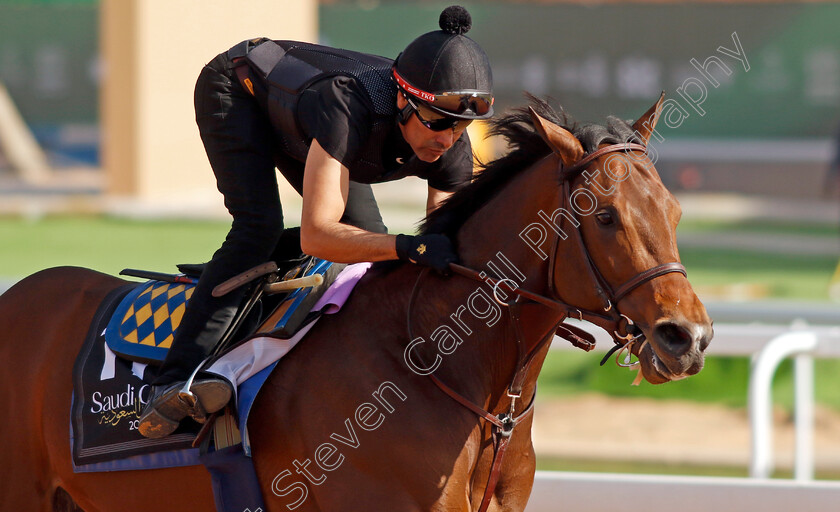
[412,142,687,512]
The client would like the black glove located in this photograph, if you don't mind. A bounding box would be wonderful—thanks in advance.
[395,234,458,275]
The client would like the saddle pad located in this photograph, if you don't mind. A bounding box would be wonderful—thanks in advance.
[206,262,371,455]
[71,262,370,471]
[72,284,200,471]
[105,279,197,364]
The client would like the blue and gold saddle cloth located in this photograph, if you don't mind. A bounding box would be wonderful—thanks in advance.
[105,278,198,364]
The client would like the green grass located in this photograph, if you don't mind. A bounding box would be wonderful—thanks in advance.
[536,350,840,412]
[536,456,748,477]
[0,215,230,278]
[675,218,838,301]
[678,218,840,238]
[681,247,836,301]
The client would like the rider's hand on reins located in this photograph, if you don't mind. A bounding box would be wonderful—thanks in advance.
[396,234,459,276]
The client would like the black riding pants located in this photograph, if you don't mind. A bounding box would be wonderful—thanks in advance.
[155,52,386,384]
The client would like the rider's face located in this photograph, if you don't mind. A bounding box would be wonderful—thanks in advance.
[396,94,468,163]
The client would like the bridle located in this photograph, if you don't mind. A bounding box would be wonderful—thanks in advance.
[546,143,686,360]
[408,142,687,511]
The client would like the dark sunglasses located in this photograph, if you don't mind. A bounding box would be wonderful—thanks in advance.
[393,68,494,118]
[404,94,472,132]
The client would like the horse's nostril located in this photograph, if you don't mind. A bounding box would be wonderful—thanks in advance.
[654,322,693,355]
[698,330,712,352]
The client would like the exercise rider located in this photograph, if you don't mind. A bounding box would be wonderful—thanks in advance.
[138,6,494,438]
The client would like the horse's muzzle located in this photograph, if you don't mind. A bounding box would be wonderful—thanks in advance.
[639,320,713,384]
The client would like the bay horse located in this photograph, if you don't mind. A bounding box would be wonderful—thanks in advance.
[0,95,711,512]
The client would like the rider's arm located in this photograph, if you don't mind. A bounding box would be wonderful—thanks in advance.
[300,139,398,263]
[426,186,453,216]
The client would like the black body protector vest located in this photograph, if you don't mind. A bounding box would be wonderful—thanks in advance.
[229,39,407,182]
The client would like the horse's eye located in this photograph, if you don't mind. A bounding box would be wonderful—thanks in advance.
[595,210,614,226]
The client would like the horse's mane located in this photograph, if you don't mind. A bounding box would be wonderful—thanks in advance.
[418,95,642,239]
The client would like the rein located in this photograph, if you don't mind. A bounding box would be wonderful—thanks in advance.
[409,143,687,511]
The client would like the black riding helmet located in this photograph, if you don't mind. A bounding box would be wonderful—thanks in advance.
[393,5,494,121]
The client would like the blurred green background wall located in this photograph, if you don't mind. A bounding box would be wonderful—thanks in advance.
[321,2,840,139]
[3,0,839,139]
[0,0,98,164]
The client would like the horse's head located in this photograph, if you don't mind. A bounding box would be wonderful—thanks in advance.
[530,94,713,384]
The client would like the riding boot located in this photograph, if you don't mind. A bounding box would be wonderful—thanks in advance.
[138,377,233,439]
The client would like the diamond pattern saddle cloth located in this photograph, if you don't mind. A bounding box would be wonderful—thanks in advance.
[105,278,197,364]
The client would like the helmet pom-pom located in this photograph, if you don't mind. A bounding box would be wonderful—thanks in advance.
[439,5,472,35]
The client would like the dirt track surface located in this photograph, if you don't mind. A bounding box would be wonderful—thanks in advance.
[531,394,840,470]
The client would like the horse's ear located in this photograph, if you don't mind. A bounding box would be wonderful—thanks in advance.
[632,91,665,145]
[529,107,584,168]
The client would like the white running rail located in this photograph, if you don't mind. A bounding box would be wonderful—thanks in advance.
[748,330,817,479]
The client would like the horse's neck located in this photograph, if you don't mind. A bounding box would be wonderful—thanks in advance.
[460,154,611,314]
[423,158,567,409]
[457,157,558,292]
[405,273,546,411]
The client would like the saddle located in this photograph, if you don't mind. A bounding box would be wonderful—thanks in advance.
[106,256,347,365]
